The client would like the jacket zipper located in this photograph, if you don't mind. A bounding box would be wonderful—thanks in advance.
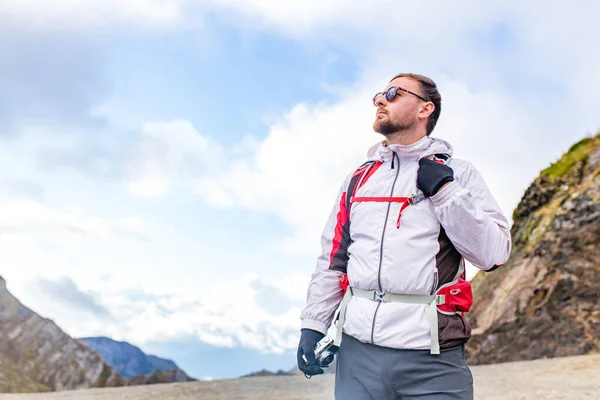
[370,151,401,344]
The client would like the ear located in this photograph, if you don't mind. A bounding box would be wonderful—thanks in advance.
[419,102,435,119]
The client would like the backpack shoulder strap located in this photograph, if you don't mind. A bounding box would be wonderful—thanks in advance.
[345,160,377,216]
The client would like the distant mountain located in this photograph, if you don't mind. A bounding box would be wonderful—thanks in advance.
[78,337,194,382]
[128,368,194,385]
[0,276,127,393]
[240,368,296,378]
[241,360,336,378]
[147,355,178,372]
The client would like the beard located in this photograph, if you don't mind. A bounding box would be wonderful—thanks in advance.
[373,114,416,136]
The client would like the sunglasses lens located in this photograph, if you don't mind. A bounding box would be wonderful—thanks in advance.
[386,87,397,101]
[373,93,382,105]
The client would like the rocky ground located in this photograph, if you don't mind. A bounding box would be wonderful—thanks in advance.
[0,354,598,400]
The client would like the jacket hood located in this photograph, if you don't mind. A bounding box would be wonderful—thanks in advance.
[366,136,454,162]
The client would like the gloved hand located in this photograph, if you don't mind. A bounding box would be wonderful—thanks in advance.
[417,158,454,196]
[297,329,325,377]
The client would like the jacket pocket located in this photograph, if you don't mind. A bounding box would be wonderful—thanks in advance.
[438,313,471,348]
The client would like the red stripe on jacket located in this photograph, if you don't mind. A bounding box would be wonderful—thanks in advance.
[358,161,382,190]
[328,191,349,268]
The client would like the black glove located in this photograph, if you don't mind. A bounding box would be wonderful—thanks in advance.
[417,158,454,196]
[297,329,325,377]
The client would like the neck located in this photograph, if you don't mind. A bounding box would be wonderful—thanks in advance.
[383,129,427,146]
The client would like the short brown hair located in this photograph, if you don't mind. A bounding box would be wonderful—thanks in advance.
[390,73,441,135]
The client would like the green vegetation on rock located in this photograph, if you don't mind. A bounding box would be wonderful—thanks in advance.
[541,134,600,178]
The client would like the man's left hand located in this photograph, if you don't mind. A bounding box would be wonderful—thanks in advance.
[417,158,454,197]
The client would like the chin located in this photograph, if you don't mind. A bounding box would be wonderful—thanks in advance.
[373,122,386,135]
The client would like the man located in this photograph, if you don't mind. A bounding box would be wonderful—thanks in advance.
[297,73,512,399]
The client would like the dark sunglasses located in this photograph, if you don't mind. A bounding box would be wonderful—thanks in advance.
[372,86,428,105]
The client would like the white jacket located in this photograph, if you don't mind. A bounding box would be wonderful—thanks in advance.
[300,136,512,350]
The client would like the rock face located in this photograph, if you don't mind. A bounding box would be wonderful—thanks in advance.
[0,277,127,393]
[465,133,600,365]
[78,337,195,383]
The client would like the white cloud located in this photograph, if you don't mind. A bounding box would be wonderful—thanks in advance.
[0,198,109,236]
[201,0,364,34]
[125,120,221,198]
[0,0,186,30]
[8,272,306,355]
[126,166,170,198]
[190,177,236,208]
[200,0,507,40]
[0,198,152,239]
[117,216,149,234]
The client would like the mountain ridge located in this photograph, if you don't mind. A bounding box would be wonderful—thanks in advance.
[78,337,187,380]
[78,336,194,382]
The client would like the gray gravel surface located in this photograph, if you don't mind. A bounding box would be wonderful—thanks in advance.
[1,354,598,399]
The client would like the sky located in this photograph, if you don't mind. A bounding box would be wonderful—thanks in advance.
[1,0,599,381]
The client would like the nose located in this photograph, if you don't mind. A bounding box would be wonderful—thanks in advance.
[374,93,387,107]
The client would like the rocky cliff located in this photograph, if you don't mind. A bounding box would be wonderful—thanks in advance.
[0,277,127,393]
[465,133,600,364]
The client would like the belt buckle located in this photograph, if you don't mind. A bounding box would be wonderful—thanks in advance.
[373,290,387,302]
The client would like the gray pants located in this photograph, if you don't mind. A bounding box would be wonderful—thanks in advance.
[334,333,473,400]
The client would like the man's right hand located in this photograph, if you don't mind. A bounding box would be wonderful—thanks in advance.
[297,329,325,377]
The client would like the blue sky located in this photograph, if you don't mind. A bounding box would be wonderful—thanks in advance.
[101,25,359,138]
[1,1,599,381]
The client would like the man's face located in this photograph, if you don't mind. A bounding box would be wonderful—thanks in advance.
[372,77,426,136]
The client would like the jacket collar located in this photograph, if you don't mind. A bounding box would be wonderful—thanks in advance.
[367,135,454,162]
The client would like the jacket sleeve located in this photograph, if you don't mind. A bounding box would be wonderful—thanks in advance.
[430,160,512,271]
[300,175,352,335]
